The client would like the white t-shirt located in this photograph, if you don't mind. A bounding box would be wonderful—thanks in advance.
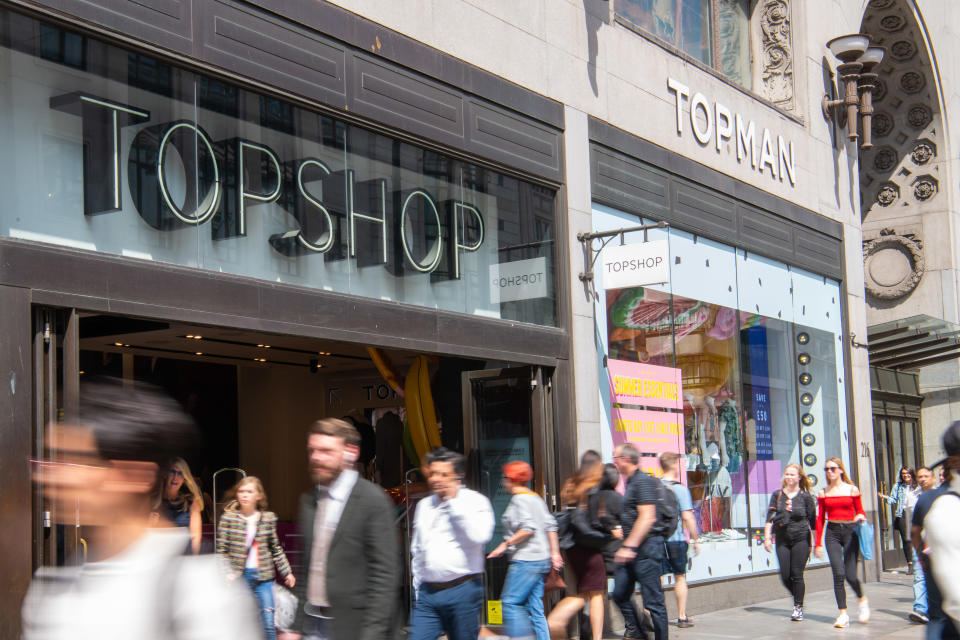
[240,512,261,569]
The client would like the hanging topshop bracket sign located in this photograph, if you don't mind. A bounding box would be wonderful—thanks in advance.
[601,240,670,290]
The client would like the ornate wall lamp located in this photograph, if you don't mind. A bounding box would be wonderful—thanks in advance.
[822,34,885,148]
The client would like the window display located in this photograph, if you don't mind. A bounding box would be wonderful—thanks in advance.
[594,204,847,581]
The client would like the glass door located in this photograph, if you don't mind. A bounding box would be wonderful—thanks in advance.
[32,307,82,570]
[462,366,552,626]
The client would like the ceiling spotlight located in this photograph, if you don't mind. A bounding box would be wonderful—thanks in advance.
[124,344,130,347]
[800,392,814,405]
[78,370,85,375]
[807,474,818,486]
[801,413,815,426]
[799,372,813,386]
[802,433,816,446]
[192,335,202,340]
[114,342,123,347]
[797,332,810,345]
[186,334,194,339]
[798,353,811,366]
[195,352,203,356]
[804,453,818,467]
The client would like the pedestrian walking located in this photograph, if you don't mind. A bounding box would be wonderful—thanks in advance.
[592,463,625,577]
[878,466,920,573]
[155,457,204,554]
[763,463,816,622]
[923,421,960,636]
[487,461,563,640]
[216,476,295,640]
[290,418,400,640]
[611,443,672,640]
[661,452,699,628]
[815,457,869,628]
[21,378,260,640]
[409,446,495,640]
[547,457,608,640]
[907,466,936,625]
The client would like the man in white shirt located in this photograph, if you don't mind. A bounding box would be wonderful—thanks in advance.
[925,422,960,637]
[409,447,495,640]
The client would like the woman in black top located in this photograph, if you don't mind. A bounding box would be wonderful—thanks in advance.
[763,463,816,622]
[589,463,624,575]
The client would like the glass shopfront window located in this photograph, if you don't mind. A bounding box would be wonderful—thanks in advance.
[594,204,847,581]
[0,12,557,326]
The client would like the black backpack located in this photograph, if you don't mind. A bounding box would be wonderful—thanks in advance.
[650,480,680,538]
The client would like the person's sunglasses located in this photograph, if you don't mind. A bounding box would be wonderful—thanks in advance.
[168,469,184,478]
[824,466,840,472]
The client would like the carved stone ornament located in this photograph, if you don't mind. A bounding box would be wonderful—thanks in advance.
[759,0,794,109]
[863,229,924,300]
[872,112,894,137]
[911,142,934,164]
[890,40,916,61]
[873,146,898,172]
[869,0,895,8]
[873,78,888,101]
[877,183,899,206]
[908,104,933,129]
[914,176,938,201]
[880,14,907,32]
[900,71,925,94]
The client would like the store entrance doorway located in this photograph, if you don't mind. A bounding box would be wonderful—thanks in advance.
[30,306,559,628]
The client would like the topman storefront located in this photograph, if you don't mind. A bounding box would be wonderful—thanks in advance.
[0,2,573,634]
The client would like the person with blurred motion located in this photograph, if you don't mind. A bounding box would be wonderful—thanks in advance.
[763,463,816,622]
[922,422,960,638]
[878,466,920,574]
[409,447,495,640]
[290,418,399,640]
[661,452,700,628]
[815,457,869,628]
[907,467,937,625]
[155,457,204,554]
[612,443,669,640]
[487,461,562,640]
[21,378,260,640]
[547,456,609,640]
[217,476,296,640]
[592,463,624,577]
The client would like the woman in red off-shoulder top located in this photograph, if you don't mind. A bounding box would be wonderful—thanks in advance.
[814,457,868,629]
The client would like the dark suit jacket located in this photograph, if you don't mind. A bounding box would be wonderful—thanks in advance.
[293,475,399,640]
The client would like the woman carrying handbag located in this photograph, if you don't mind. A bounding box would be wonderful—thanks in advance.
[217,476,295,640]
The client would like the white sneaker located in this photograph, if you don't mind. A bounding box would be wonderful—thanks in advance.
[834,613,850,628]
[858,601,870,624]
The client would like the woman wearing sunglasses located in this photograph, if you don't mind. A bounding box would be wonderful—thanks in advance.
[155,457,204,554]
[814,458,868,628]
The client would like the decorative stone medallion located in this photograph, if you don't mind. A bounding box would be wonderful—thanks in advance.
[900,71,925,94]
[913,176,938,201]
[908,104,933,129]
[880,14,906,31]
[872,112,894,137]
[873,146,898,172]
[873,78,887,101]
[863,229,924,300]
[911,141,934,165]
[877,183,899,207]
[890,40,916,61]
[869,0,895,8]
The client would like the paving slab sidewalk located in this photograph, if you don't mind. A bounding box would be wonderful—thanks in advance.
[666,575,923,640]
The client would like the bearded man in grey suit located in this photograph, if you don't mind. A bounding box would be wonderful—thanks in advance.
[289,418,399,640]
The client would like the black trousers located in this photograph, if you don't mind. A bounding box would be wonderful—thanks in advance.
[893,515,911,565]
[775,533,810,606]
[824,522,863,609]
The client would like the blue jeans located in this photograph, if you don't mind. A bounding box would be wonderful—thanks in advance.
[613,536,668,640]
[243,568,276,640]
[501,558,550,640]
[409,576,484,640]
[914,549,928,615]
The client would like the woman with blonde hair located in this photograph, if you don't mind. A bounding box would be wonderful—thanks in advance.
[217,476,294,640]
[815,457,869,628]
[547,456,607,640]
[156,457,204,554]
[764,463,817,621]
